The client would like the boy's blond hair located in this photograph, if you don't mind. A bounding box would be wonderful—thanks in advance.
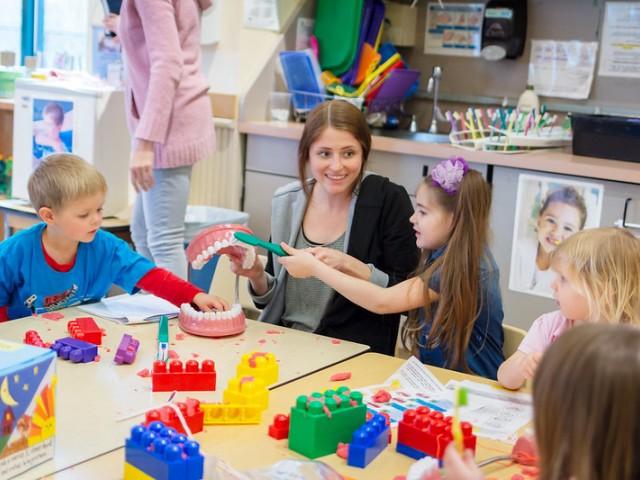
[28,154,107,210]
[551,227,640,325]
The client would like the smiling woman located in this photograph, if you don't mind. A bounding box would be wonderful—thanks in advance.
[229,100,419,354]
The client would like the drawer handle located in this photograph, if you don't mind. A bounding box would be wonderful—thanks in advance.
[622,197,640,229]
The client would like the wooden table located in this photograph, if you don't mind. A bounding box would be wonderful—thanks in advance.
[0,309,369,479]
[0,199,132,243]
[46,353,524,480]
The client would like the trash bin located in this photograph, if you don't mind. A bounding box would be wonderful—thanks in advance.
[184,205,250,292]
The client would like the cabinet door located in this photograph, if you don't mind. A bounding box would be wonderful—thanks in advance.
[245,134,298,176]
[243,170,297,241]
[368,151,489,195]
[491,166,640,331]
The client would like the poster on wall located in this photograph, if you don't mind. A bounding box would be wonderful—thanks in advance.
[32,99,74,168]
[509,174,604,299]
[424,3,484,57]
[598,2,640,78]
[528,40,598,99]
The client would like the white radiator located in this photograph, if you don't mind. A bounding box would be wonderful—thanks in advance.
[188,119,243,210]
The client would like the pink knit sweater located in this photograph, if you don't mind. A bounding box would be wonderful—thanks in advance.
[119,0,215,169]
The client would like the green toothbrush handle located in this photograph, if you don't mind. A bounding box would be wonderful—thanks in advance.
[234,231,288,256]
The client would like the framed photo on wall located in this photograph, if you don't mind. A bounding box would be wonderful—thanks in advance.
[509,173,604,298]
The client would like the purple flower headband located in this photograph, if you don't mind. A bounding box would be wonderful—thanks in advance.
[431,156,469,195]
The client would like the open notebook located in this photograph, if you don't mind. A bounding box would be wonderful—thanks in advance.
[77,293,179,324]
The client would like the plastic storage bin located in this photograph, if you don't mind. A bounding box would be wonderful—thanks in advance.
[571,113,640,163]
[184,205,250,292]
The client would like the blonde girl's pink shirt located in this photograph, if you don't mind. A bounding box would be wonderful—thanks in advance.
[119,0,215,169]
[518,310,574,354]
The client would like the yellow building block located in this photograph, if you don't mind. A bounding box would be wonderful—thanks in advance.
[200,403,263,424]
[223,375,269,410]
[236,352,279,386]
[124,462,154,480]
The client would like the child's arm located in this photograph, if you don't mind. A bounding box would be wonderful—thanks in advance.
[279,244,433,314]
[497,350,542,390]
[137,268,230,311]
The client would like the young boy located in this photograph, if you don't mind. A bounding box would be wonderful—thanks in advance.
[0,154,228,320]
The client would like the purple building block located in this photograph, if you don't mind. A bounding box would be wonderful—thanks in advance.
[114,334,140,365]
[51,337,97,363]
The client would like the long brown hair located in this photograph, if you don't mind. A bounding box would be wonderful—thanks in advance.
[402,169,492,372]
[533,323,640,480]
[297,100,371,196]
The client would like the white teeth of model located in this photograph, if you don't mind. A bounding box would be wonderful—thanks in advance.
[196,254,204,263]
[197,311,205,320]
[191,261,198,269]
[201,249,210,259]
[207,246,216,255]
[214,241,222,251]
[221,239,230,247]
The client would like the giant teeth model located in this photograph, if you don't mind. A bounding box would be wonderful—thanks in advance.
[182,224,256,337]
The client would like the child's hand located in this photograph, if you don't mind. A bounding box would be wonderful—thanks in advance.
[443,444,484,480]
[307,246,349,272]
[192,293,230,312]
[228,249,263,281]
[278,243,320,278]
[523,352,543,380]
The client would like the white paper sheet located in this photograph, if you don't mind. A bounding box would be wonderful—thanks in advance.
[243,0,279,31]
[356,357,447,425]
[528,40,598,99]
[444,380,533,442]
[77,293,179,324]
[598,2,640,78]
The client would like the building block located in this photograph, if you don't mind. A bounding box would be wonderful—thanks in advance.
[124,421,204,480]
[151,359,216,392]
[67,317,102,345]
[236,351,279,386]
[114,334,140,365]
[268,414,290,440]
[50,337,97,363]
[288,386,367,459]
[347,413,389,468]
[145,398,204,435]
[223,375,268,410]
[396,407,476,461]
[200,403,262,424]
[24,330,50,348]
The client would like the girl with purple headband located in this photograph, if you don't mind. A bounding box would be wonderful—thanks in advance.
[280,157,505,379]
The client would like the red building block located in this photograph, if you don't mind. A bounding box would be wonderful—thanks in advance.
[67,317,102,345]
[24,330,49,348]
[396,407,476,460]
[152,359,216,392]
[145,398,204,435]
[268,413,290,440]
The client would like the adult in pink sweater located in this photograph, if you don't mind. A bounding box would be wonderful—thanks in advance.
[118,0,215,279]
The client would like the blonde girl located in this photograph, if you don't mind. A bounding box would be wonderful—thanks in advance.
[281,157,505,379]
[498,227,640,389]
[445,323,640,480]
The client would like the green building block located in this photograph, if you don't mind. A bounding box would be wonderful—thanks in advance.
[288,386,366,459]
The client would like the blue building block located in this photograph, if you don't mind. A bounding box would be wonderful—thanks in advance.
[51,337,97,363]
[347,414,389,468]
[396,441,428,460]
[124,421,204,480]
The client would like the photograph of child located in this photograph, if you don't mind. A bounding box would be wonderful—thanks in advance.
[509,174,604,298]
[32,99,74,167]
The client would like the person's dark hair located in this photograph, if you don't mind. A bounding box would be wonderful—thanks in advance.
[540,186,587,229]
[297,100,371,196]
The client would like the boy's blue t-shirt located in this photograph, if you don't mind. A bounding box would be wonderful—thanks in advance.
[418,246,505,380]
[0,223,154,319]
